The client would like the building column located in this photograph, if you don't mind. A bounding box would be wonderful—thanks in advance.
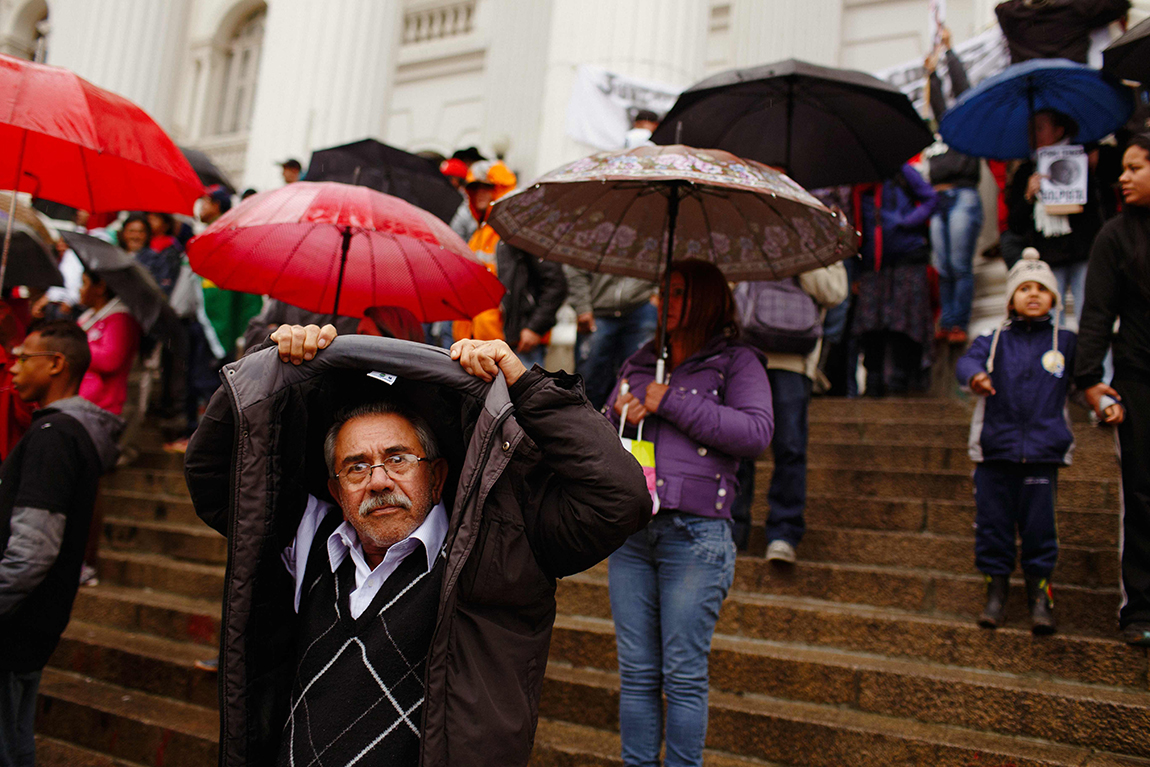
[44,0,192,129]
[533,0,710,179]
[241,0,401,191]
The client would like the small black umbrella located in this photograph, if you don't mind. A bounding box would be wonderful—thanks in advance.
[1104,17,1150,82]
[61,231,179,339]
[0,212,62,290]
[181,146,237,196]
[651,59,935,189]
[306,138,461,224]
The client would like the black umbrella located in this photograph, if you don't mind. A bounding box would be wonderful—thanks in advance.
[1104,17,1150,82]
[0,212,62,290]
[61,231,179,339]
[651,59,935,189]
[181,146,237,196]
[306,138,461,224]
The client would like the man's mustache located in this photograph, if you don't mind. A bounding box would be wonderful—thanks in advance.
[359,490,413,517]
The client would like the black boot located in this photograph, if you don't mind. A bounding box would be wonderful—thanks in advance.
[1026,576,1056,635]
[978,575,1009,629]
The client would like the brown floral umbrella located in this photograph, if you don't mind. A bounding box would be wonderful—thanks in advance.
[487,144,858,380]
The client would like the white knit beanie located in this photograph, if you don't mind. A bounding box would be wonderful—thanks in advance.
[986,247,1062,375]
[1005,247,1060,313]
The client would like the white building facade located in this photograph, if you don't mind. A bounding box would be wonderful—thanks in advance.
[7,0,1134,193]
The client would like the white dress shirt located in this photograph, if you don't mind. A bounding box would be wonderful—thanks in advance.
[282,494,448,619]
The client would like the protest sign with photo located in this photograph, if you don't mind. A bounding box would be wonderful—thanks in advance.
[1037,145,1087,212]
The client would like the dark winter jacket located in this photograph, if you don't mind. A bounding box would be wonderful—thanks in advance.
[495,242,568,343]
[956,316,1077,465]
[605,335,773,519]
[1006,158,1105,267]
[996,0,1130,64]
[1075,214,1150,388]
[184,336,650,767]
[0,397,123,671]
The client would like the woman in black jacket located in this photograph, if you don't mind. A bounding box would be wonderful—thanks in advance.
[1075,133,1150,647]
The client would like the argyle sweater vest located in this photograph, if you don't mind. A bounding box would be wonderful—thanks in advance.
[277,513,445,767]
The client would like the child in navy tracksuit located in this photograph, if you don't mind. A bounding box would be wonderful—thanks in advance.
[955,249,1116,635]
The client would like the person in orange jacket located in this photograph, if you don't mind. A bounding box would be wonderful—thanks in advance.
[452,160,517,343]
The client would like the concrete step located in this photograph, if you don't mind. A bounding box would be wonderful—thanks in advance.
[804,466,1120,508]
[96,551,225,601]
[539,664,1150,767]
[102,516,227,565]
[808,398,971,421]
[36,668,217,767]
[784,438,1120,480]
[548,615,1150,757]
[49,622,218,708]
[808,419,970,444]
[555,574,1145,687]
[70,584,220,647]
[102,468,191,498]
[529,718,786,767]
[96,488,201,527]
[796,527,1118,589]
[794,496,1119,548]
[35,735,145,767]
[130,447,187,472]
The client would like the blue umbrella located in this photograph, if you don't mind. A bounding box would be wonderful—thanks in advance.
[939,59,1133,160]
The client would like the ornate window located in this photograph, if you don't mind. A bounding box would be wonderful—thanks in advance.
[213,9,265,136]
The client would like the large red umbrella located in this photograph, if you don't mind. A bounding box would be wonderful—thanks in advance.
[186,181,506,321]
[0,53,204,289]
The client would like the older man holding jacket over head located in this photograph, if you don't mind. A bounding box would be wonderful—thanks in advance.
[185,325,651,767]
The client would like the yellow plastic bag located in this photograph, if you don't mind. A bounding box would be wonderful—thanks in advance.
[619,386,660,515]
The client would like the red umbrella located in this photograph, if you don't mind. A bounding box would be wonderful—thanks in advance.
[186,181,506,321]
[0,53,204,289]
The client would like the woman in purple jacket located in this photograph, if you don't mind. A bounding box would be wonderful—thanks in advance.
[606,259,774,767]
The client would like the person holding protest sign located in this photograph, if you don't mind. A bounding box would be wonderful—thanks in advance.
[1004,110,1105,326]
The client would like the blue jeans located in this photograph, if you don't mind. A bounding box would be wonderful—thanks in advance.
[930,187,983,332]
[0,670,39,767]
[765,370,811,546]
[974,462,1059,578]
[1052,261,1088,327]
[609,513,736,767]
[578,302,658,410]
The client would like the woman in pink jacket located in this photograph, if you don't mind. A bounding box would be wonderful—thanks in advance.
[77,271,141,415]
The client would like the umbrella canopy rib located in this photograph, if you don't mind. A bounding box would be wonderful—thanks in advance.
[594,182,653,274]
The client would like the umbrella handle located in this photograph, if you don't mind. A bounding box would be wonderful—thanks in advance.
[655,182,682,386]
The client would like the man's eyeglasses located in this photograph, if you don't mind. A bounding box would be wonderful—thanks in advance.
[334,454,429,487]
[13,351,62,364]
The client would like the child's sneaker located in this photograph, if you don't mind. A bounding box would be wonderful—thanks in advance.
[1026,576,1056,635]
[978,575,1009,629]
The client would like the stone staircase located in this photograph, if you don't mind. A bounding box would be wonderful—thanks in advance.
[33,398,1150,766]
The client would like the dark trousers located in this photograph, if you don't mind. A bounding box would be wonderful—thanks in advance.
[1116,377,1150,628]
[973,461,1059,578]
[729,370,810,549]
[0,669,39,767]
[765,369,811,546]
[861,331,923,396]
[184,319,222,436]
